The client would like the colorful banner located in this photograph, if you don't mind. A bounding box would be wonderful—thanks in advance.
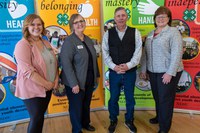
[0,0,34,125]
[103,0,165,109]
[165,0,200,111]
[131,0,165,35]
[36,0,104,114]
[1,0,200,127]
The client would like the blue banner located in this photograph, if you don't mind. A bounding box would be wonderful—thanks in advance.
[0,0,34,32]
[0,0,34,124]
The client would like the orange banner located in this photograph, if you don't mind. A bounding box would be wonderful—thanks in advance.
[36,0,104,114]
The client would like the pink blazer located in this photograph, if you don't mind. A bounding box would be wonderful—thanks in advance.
[14,38,57,99]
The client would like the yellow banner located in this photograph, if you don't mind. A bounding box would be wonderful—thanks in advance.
[36,0,104,114]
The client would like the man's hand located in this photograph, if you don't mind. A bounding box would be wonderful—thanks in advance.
[114,64,130,74]
[120,64,129,73]
[114,65,124,74]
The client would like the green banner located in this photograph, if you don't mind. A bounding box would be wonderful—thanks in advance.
[103,0,165,109]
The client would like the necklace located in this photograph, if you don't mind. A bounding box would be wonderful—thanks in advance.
[30,37,40,41]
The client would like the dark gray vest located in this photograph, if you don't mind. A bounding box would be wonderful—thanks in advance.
[108,27,136,71]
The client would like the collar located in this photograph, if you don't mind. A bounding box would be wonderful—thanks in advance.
[155,25,170,34]
[115,26,128,33]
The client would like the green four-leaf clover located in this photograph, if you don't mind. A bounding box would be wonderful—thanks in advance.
[183,9,196,21]
[57,13,69,26]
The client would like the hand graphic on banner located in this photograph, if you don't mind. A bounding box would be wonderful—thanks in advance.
[137,0,159,15]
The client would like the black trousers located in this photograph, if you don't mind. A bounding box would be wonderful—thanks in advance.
[148,71,182,133]
[65,85,94,133]
[23,90,52,133]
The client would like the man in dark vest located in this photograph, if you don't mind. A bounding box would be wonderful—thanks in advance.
[102,7,142,133]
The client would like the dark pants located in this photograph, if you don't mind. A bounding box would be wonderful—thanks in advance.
[23,90,52,133]
[65,85,94,133]
[148,71,182,133]
[108,70,136,122]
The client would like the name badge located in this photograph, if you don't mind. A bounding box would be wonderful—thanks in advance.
[77,45,84,49]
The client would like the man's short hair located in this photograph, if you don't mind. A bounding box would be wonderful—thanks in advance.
[114,7,126,15]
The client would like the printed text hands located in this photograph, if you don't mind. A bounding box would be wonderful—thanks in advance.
[137,0,159,15]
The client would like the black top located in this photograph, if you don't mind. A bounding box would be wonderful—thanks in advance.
[82,41,94,89]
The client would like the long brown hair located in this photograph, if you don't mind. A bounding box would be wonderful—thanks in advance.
[22,14,45,40]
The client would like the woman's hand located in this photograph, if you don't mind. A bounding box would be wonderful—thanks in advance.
[162,73,172,84]
[45,81,54,91]
[53,80,59,90]
[53,75,59,89]
[72,85,80,94]
[140,72,147,79]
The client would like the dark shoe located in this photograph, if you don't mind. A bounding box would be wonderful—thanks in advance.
[158,130,167,133]
[83,125,95,131]
[149,117,158,124]
[124,120,137,133]
[108,120,118,133]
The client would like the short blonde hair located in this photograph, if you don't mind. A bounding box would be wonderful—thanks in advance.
[69,14,84,32]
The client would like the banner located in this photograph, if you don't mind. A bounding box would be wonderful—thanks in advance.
[1,0,200,128]
[36,0,104,114]
[0,0,34,125]
[165,0,200,111]
[103,0,165,109]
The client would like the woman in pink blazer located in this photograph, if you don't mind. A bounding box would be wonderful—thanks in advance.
[14,14,59,133]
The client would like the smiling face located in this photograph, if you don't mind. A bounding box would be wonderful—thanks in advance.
[153,6,172,28]
[155,14,169,28]
[114,9,128,29]
[28,18,43,38]
[23,14,45,40]
[72,15,86,34]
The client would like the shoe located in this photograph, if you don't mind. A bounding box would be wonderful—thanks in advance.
[108,120,118,133]
[83,125,95,131]
[158,130,167,133]
[124,120,137,133]
[149,117,158,124]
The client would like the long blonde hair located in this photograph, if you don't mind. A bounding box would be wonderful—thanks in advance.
[22,14,45,40]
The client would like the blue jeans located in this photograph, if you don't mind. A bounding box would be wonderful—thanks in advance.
[108,70,136,122]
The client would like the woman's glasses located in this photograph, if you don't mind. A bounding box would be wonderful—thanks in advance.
[156,15,168,20]
[73,20,85,25]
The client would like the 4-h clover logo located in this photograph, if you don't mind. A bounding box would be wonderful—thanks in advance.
[126,8,131,20]
[183,9,196,21]
[57,13,69,26]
